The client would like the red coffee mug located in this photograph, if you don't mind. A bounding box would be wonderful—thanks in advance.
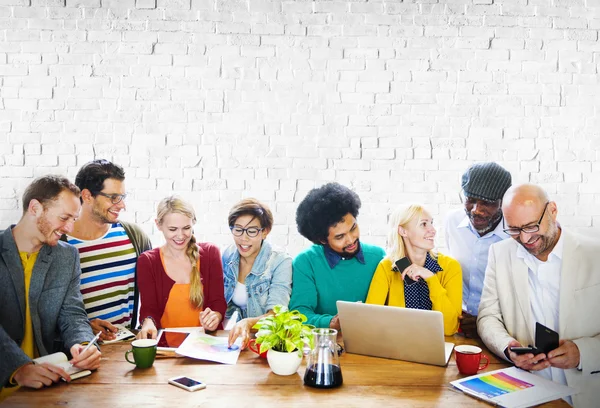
[455,345,489,375]
[248,339,267,358]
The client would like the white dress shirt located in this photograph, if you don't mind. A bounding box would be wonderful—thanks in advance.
[517,232,572,405]
[445,208,509,315]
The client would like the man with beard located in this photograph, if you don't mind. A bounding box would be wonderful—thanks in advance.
[289,183,385,329]
[1,176,101,401]
[444,162,511,337]
[478,184,600,407]
[63,160,151,341]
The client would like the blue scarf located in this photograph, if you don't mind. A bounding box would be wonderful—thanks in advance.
[403,253,442,310]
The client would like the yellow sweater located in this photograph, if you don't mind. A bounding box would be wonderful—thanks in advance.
[366,253,463,336]
[0,252,38,401]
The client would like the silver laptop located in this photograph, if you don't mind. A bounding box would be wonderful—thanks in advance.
[337,301,454,366]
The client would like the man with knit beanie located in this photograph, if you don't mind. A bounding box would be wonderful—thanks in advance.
[444,162,512,337]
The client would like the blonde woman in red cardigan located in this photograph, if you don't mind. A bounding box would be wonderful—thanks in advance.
[136,196,226,339]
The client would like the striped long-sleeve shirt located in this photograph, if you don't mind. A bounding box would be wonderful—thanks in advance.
[67,223,137,328]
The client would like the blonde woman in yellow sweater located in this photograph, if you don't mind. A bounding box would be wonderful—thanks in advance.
[366,204,462,335]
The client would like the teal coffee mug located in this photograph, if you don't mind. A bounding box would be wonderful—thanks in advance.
[125,339,157,369]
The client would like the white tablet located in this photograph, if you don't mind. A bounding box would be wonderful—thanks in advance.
[157,330,192,352]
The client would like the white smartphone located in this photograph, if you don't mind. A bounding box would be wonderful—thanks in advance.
[168,376,207,392]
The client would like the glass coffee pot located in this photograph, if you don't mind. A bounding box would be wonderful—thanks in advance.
[303,328,343,388]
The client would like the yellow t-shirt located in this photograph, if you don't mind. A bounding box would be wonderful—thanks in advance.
[0,251,39,401]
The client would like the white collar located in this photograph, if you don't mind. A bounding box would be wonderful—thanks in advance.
[516,228,564,264]
[458,213,507,239]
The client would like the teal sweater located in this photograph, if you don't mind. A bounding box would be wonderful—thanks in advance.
[289,243,385,328]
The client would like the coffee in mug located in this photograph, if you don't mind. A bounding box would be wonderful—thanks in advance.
[454,345,489,375]
[125,339,158,369]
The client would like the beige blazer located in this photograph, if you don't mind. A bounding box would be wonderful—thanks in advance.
[477,229,600,408]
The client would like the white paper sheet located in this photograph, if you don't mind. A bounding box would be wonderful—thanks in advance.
[450,366,577,408]
[175,332,243,365]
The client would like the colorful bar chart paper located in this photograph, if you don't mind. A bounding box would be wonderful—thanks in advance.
[460,371,534,398]
[451,367,577,408]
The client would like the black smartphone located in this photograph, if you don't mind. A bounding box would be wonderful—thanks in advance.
[510,346,540,355]
[535,322,559,354]
[394,257,416,285]
[509,322,559,356]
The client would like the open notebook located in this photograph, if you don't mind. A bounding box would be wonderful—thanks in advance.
[101,325,136,345]
[34,352,92,380]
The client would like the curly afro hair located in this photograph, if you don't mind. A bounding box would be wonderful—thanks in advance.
[296,182,361,244]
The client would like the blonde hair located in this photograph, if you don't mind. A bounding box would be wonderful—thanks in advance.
[386,204,437,266]
[156,196,203,308]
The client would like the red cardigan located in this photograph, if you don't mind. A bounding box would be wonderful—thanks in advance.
[137,243,227,330]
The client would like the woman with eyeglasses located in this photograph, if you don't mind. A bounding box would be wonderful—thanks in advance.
[366,204,463,335]
[136,196,226,339]
[222,198,292,349]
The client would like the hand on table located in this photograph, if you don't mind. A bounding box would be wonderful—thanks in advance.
[70,343,102,370]
[329,314,341,331]
[90,318,117,341]
[547,340,580,369]
[200,307,222,332]
[506,340,549,371]
[14,363,71,388]
[137,318,158,340]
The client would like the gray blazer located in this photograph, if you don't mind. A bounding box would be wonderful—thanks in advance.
[0,226,94,389]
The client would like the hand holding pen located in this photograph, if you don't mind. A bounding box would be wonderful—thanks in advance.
[69,331,102,370]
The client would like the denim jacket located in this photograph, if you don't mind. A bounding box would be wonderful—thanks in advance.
[222,240,293,321]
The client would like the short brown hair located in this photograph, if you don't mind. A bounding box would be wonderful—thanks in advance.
[227,198,274,231]
[22,175,80,213]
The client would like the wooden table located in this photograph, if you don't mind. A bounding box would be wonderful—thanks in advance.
[4,333,568,407]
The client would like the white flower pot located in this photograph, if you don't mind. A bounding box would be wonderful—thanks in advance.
[266,349,302,376]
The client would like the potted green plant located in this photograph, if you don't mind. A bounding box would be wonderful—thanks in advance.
[252,305,314,376]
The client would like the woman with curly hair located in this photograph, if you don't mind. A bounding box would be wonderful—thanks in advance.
[289,182,385,329]
[136,196,226,339]
[366,204,462,335]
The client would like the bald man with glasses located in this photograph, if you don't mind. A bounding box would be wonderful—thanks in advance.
[478,184,600,407]
[61,160,151,341]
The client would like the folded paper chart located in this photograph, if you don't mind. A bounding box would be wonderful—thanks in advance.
[450,367,577,408]
[175,332,243,365]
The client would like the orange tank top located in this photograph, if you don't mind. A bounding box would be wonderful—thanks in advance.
[159,248,203,328]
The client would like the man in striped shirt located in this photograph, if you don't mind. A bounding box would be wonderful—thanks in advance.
[64,160,151,341]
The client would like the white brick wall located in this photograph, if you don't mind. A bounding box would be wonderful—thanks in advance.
[1,0,600,255]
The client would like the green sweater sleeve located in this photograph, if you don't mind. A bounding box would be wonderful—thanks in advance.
[289,253,333,328]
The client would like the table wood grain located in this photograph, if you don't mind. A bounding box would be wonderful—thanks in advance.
[3,333,568,407]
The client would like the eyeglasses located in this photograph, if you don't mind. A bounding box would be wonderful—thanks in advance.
[96,191,127,204]
[230,226,264,238]
[503,202,549,236]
